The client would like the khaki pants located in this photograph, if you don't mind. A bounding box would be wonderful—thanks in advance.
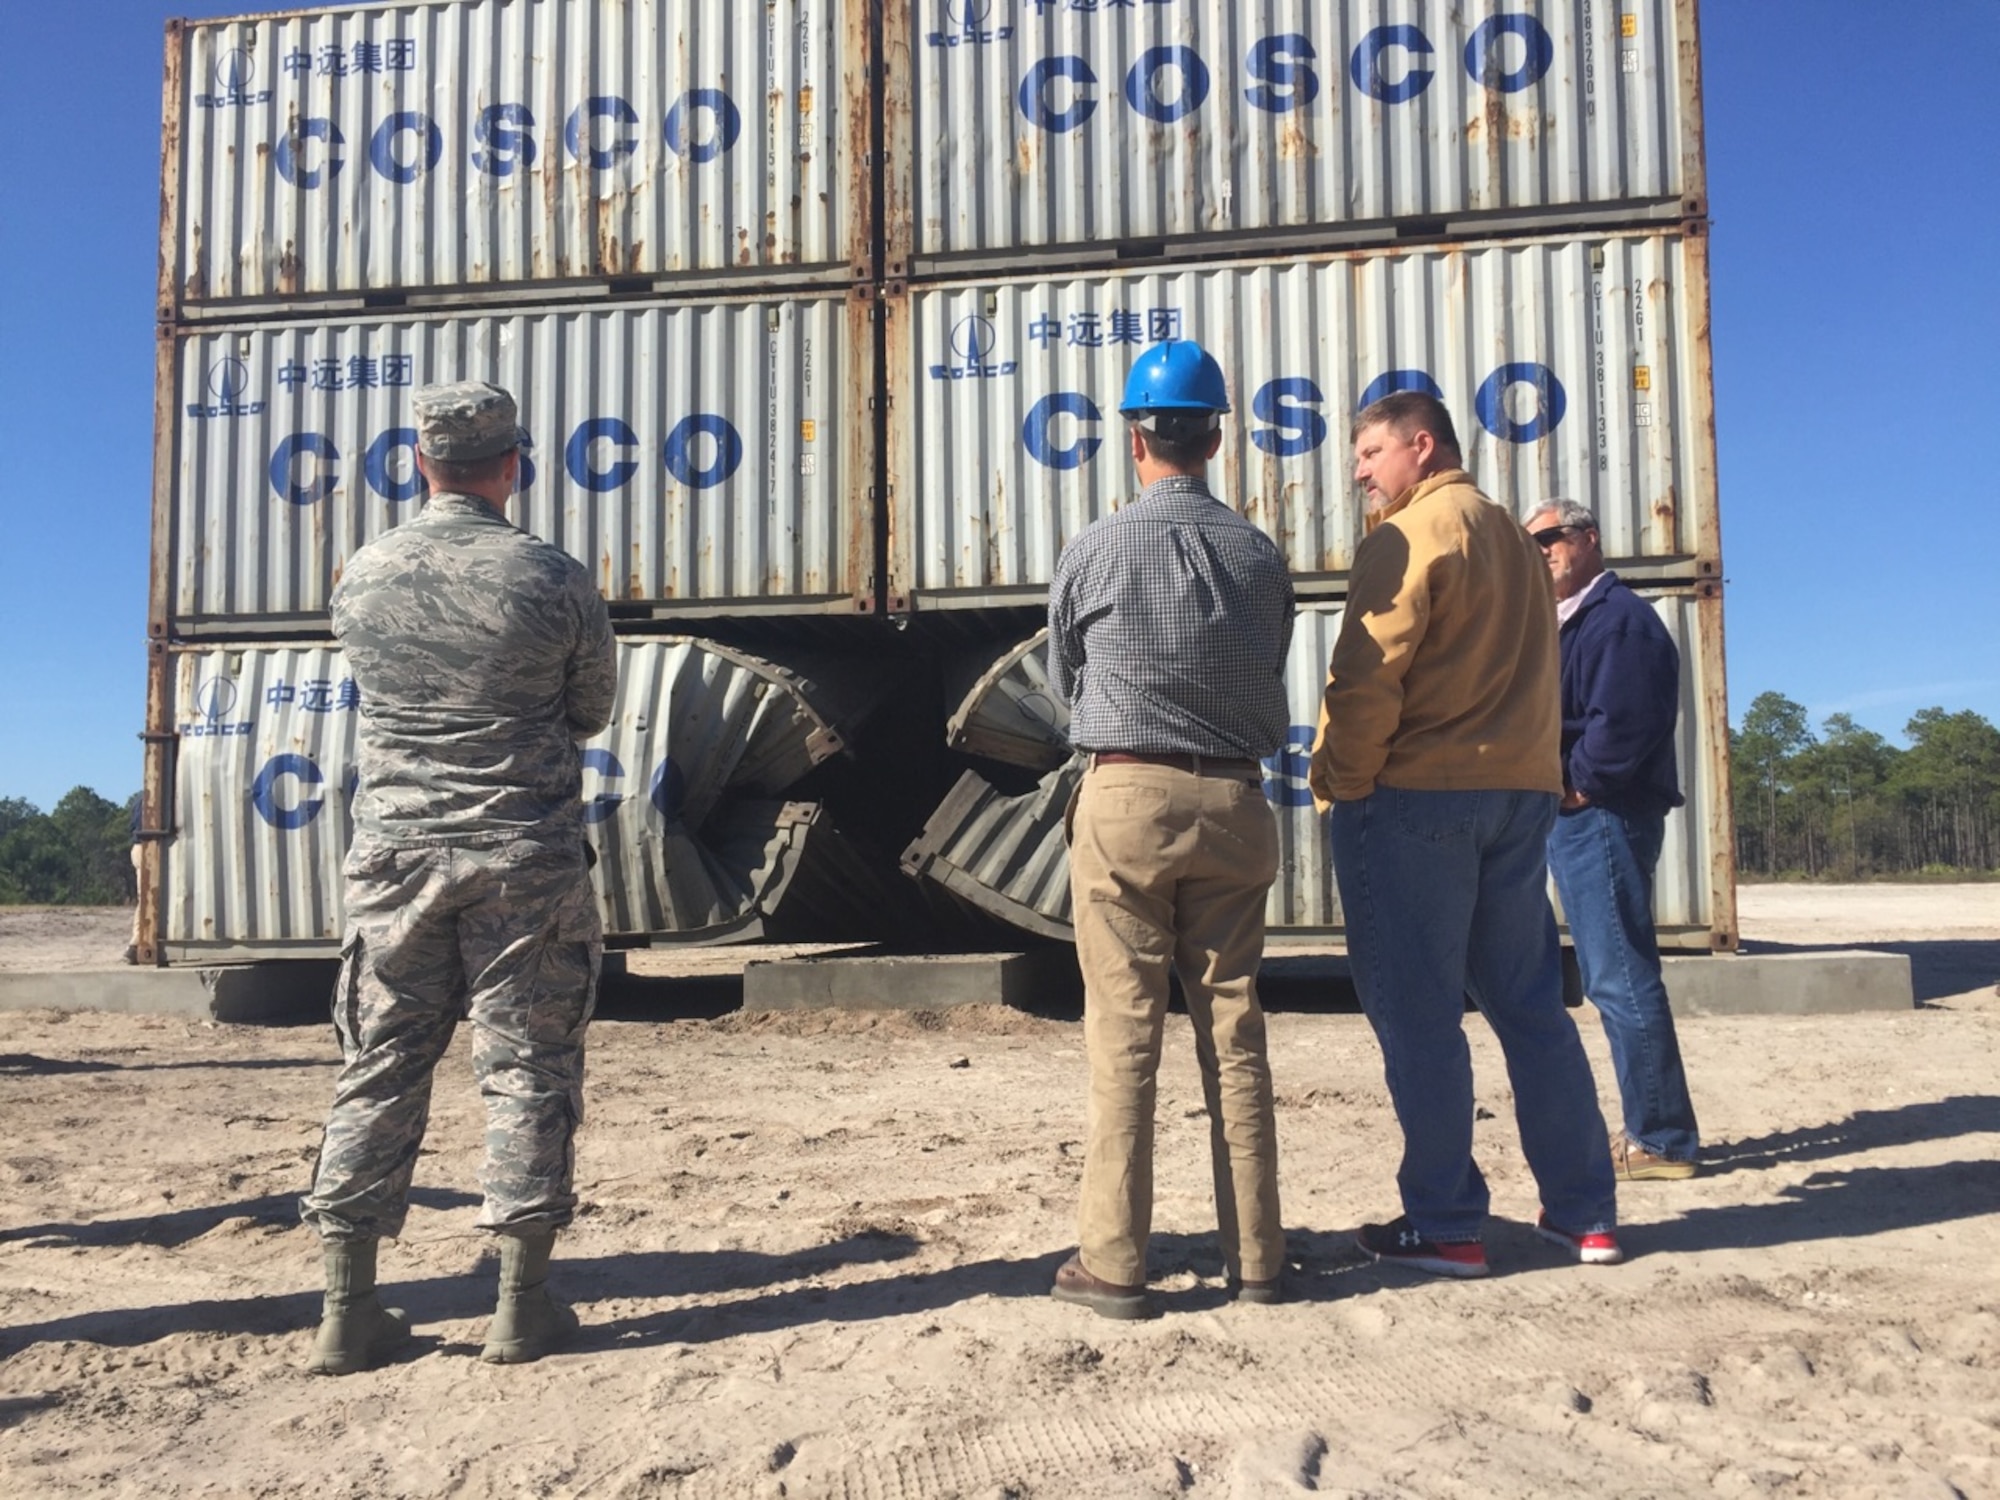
[1068,760,1283,1286]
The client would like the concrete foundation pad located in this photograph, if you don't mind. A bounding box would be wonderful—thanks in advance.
[744,948,1083,1012]
[0,963,336,1025]
[1661,950,1914,1016]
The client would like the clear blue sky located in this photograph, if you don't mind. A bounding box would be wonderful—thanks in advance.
[2,2,1996,812]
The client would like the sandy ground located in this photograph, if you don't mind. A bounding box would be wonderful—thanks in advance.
[0,888,1996,1498]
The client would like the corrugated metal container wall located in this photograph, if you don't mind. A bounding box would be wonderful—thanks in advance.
[165,0,869,318]
[162,295,869,629]
[887,0,1702,273]
[886,229,1713,609]
[1272,594,1723,943]
[159,638,861,959]
[922,587,1729,945]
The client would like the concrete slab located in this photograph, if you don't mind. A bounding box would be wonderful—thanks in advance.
[0,963,336,1025]
[1660,950,1915,1016]
[743,948,1083,1013]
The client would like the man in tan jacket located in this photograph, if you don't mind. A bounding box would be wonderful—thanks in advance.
[1310,392,1621,1277]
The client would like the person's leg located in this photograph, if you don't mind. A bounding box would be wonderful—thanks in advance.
[458,841,599,1233]
[457,838,601,1363]
[1175,776,1283,1288]
[1549,806,1699,1164]
[1330,788,1489,1243]
[1068,763,1192,1291]
[301,841,463,1241]
[1467,792,1617,1236]
[300,839,462,1372]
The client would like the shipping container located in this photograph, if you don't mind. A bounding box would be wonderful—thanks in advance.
[906,585,1735,948]
[148,636,888,961]
[884,228,1716,611]
[884,0,1703,276]
[154,294,871,632]
[162,0,871,320]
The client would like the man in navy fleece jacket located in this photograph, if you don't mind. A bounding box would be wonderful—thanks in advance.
[1527,500,1700,1181]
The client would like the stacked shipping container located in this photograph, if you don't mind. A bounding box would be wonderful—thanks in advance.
[144,0,894,962]
[144,0,1732,962]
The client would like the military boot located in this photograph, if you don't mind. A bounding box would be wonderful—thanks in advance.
[306,1239,412,1375]
[480,1226,578,1365]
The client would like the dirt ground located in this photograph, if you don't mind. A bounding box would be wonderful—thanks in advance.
[0,888,1996,1498]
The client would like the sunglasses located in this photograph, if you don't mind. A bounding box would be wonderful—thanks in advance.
[1530,525,1576,549]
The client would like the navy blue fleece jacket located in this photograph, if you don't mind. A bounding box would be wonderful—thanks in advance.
[1558,572,1684,817]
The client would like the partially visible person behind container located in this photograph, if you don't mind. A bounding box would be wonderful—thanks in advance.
[1046,339,1296,1319]
[299,381,617,1374]
[1527,499,1699,1181]
[1310,392,1622,1278]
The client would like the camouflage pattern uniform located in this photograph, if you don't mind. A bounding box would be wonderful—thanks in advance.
[300,382,617,1243]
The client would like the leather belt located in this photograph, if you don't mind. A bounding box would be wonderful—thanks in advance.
[1091,750,1263,779]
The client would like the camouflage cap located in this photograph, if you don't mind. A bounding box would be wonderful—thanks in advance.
[412,380,529,462]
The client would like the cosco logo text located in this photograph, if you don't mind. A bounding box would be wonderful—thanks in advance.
[276,92,744,187]
[249,752,689,830]
[1019,364,1566,470]
[268,415,746,506]
[1018,19,1555,132]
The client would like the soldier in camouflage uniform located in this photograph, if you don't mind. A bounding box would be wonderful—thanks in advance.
[299,381,617,1374]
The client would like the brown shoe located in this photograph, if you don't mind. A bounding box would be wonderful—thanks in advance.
[1230,1275,1284,1305]
[1050,1253,1157,1320]
[1612,1132,1697,1181]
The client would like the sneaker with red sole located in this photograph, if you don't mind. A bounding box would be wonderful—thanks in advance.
[1535,1212,1626,1265]
[1355,1217,1489,1279]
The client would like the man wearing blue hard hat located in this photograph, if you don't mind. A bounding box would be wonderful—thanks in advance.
[1047,338,1296,1318]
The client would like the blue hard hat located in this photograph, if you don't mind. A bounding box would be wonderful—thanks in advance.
[1118,339,1230,425]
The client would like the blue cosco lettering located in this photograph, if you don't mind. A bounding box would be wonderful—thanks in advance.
[1124,46,1210,124]
[275,118,345,188]
[368,112,443,185]
[270,433,338,506]
[664,89,742,164]
[1464,15,1555,94]
[565,96,640,170]
[1349,26,1434,104]
[567,417,640,493]
[1357,370,1446,410]
[363,428,424,503]
[252,753,324,830]
[1250,378,1327,458]
[1018,57,1098,133]
[1022,393,1101,471]
[1474,363,1566,442]
[1245,35,1319,112]
[472,104,538,176]
[580,748,624,825]
[663,415,744,490]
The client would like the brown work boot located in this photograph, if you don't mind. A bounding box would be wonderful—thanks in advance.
[1050,1252,1158,1320]
[1611,1131,1697,1181]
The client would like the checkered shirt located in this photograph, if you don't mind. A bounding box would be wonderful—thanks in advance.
[1049,475,1295,759]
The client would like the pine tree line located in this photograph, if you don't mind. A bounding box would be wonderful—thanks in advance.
[1732,694,2000,878]
[0,790,139,905]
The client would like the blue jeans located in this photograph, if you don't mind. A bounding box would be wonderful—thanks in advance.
[1548,804,1699,1163]
[1331,787,1616,1241]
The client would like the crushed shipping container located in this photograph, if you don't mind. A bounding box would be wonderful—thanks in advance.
[151,637,896,961]
[906,589,1733,948]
